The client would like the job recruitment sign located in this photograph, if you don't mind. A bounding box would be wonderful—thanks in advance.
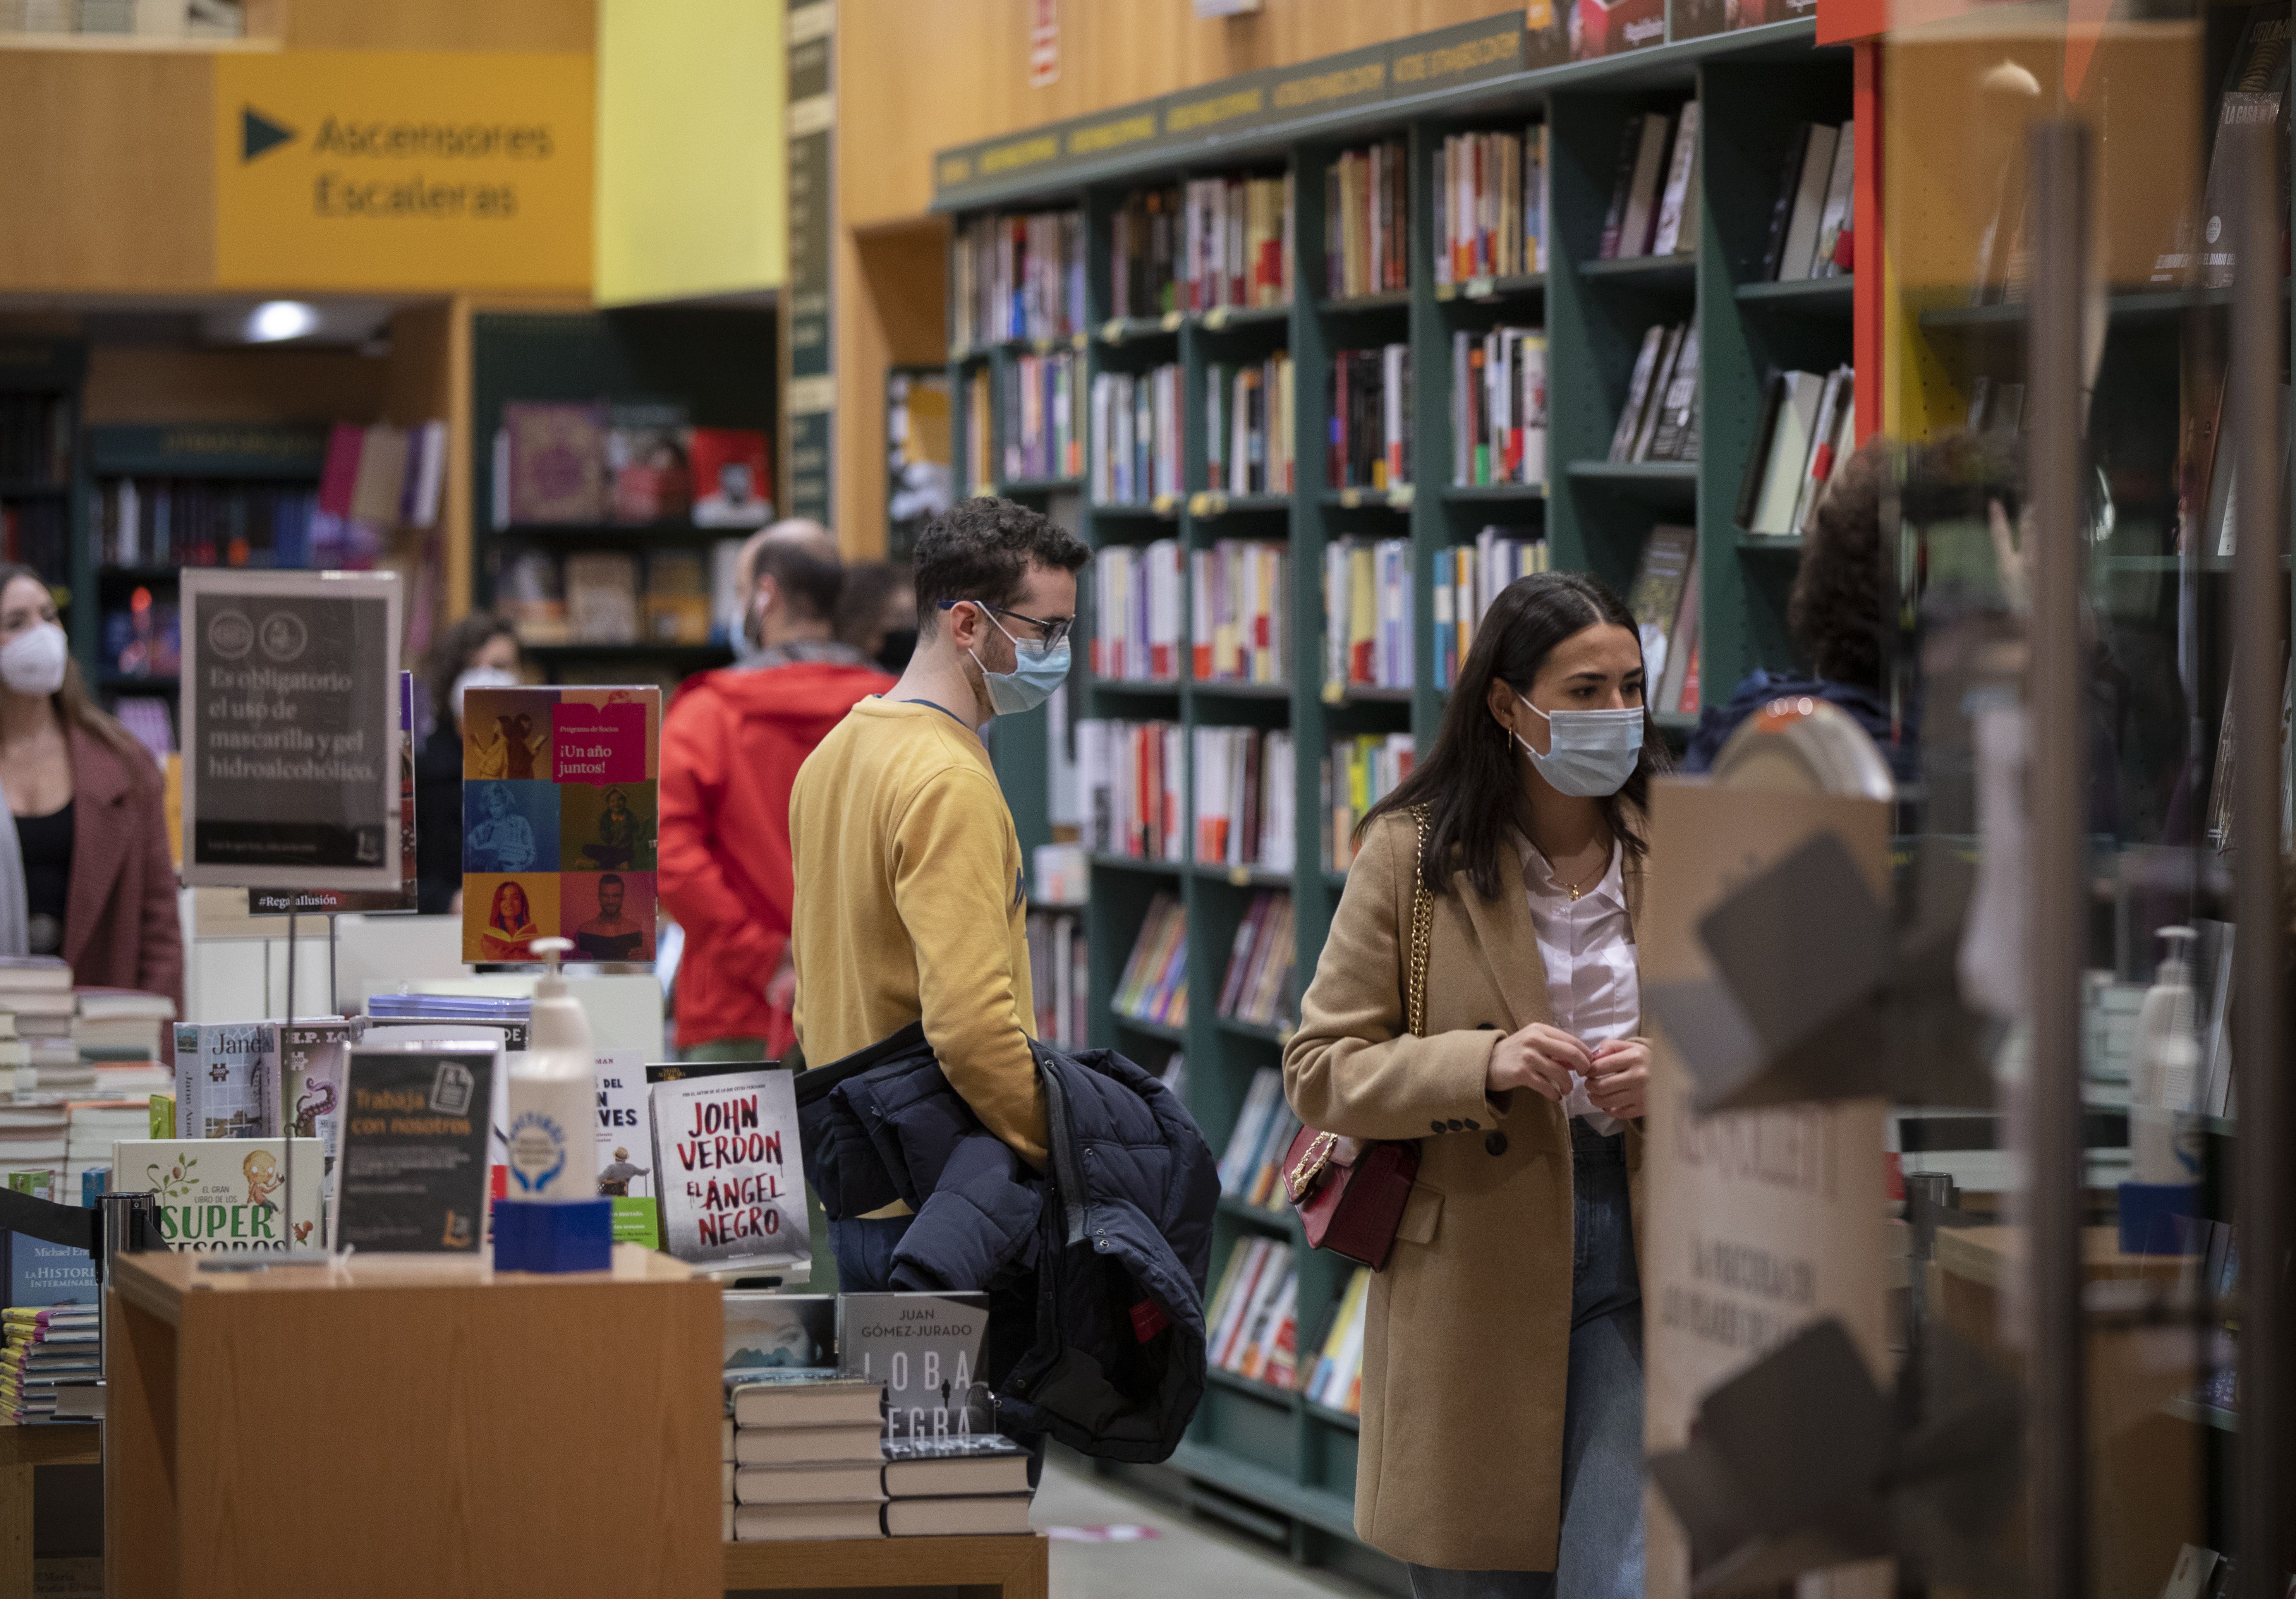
[180,570,402,891]
[212,51,593,292]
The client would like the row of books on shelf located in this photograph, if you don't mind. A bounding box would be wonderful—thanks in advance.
[0,395,69,487]
[492,403,774,530]
[1113,892,1189,1027]
[1088,365,1183,506]
[1206,355,1298,498]
[1326,139,1411,302]
[1436,127,1549,285]
[1626,524,1702,719]
[1608,322,1701,464]
[1330,345,1412,490]
[1107,175,1297,320]
[1193,727,1297,873]
[0,503,64,590]
[495,546,736,648]
[1091,539,1288,687]
[1599,102,1701,262]
[952,209,1088,350]
[1078,719,1186,864]
[1329,735,1415,872]
[1023,909,1088,1052]
[96,478,347,572]
[1323,537,1412,693]
[1204,1239,1372,1415]
[1089,541,1181,681]
[998,348,1083,485]
[1453,328,1548,487]
[1764,119,1858,282]
[1738,365,1857,539]
[1218,891,1296,1029]
[1433,530,1550,690]
[1217,1068,1300,1207]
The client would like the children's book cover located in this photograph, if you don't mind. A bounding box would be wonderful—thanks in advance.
[111,1138,327,1253]
[460,686,661,963]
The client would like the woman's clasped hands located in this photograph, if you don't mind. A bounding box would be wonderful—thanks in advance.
[1485,1023,1649,1122]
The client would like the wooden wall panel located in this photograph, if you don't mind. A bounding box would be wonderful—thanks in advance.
[0,53,213,293]
[833,221,948,556]
[284,0,593,51]
[82,347,390,424]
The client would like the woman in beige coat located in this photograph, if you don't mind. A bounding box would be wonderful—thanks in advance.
[1285,571,1663,1599]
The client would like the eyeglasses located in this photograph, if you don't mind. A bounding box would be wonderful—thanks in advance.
[939,600,1074,651]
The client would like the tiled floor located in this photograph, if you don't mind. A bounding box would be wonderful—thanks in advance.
[1030,1458,1381,1599]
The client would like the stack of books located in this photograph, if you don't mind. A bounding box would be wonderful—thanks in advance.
[1217,1068,1302,1211]
[951,209,1087,349]
[1302,1268,1371,1415]
[1089,539,1183,681]
[1089,365,1183,506]
[1112,894,1188,1028]
[1189,727,1295,874]
[1324,139,1410,300]
[0,1303,98,1426]
[74,985,175,1096]
[1189,539,1288,685]
[1075,720,1185,863]
[1433,530,1551,690]
[0,1011,23,1098]
[1327,734,1416,872]
[880,1435,1036,1536]
[726,1373,889,1540]
[1452,328,1548,487]
[64,1100,148,1198]
[0,1103,67,1193]
[1207,1237,1300,1388]
[1217,892,1297,1031]
[1324,537,1413,695]
[1434,126,1549,283]
[1203,354,1296,496]
[1328,346,1412,490]
[4,973,81,1093]
[1596,101,1700,262]
[1608,322,1700,465]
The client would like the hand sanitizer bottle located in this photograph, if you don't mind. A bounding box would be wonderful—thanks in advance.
[496,938,611,1272]
[507,937,597,1202]
[2121,925,2202,1252]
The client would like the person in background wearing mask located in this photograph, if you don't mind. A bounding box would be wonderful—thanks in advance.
[0,565,182,1027]
[833,561,920,674]
[415,613,524,914]
[1284,571,1664,1599]
[728,518,832,666]
[787,497,1087,1292]
[659,524,891,1060]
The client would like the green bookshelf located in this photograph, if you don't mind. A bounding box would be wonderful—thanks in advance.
[938,19,1848,1585]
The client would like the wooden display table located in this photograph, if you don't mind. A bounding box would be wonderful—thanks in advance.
[105,1245,720,1599]
[723,1534,1047,1597]
[0,1423,98,1599]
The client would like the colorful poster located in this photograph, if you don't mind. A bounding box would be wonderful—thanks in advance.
[460,685,661,963]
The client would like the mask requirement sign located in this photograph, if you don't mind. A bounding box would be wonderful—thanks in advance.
[180,570,402,892]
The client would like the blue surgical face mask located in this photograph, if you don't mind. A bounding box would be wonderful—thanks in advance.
[969,609,1070,717]
[1513,691,1644,798]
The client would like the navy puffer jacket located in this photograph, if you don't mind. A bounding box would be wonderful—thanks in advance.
[797,1022,1219,1463]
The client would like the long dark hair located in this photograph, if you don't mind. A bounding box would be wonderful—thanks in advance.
[1362,570,1669,901]
[0,563,149,767]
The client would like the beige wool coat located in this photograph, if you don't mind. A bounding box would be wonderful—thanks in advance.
[1282,808,1647,1573]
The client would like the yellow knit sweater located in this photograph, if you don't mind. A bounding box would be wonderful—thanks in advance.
[788,697,1047,1168]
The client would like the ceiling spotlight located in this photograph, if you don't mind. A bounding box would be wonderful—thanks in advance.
[245,300,320,343]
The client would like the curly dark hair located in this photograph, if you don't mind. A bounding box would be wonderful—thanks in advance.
[913,498,1089,631]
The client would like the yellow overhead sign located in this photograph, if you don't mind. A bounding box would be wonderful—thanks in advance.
[214,51,593,293]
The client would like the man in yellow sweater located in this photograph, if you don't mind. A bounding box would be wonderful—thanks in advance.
[787,497,1089,1290]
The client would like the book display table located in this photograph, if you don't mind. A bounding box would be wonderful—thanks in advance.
[105,1244,720,1599]
[0,1424,98,1599]
[722,1533,1047,1597]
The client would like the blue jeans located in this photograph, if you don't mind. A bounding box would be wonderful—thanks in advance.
[1409,1121,1645,1599]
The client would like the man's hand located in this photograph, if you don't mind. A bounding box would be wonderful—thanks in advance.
[1487,1023,1591,1103]
[1584,1037,1650,1122]
[765,953,798,1012]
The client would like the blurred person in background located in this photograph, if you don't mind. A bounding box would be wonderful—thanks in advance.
[0,565,182,1028]
[730,518,832,665]
[834,561,919,674]
[660,523,891,1060]
[416,613,524,914]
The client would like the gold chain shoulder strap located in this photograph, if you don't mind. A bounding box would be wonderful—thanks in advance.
[1406,805,1434,1036]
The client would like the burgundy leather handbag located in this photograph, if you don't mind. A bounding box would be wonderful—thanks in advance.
[1281,808,1433,1271]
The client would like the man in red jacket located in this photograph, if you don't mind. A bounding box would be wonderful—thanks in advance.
[660,527,894,1058]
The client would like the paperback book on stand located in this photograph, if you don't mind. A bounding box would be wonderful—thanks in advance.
[649,1067,809,1276]
[110,1138,325,1254]
[838,1291,994,1441]
[172,1021,278,1140]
